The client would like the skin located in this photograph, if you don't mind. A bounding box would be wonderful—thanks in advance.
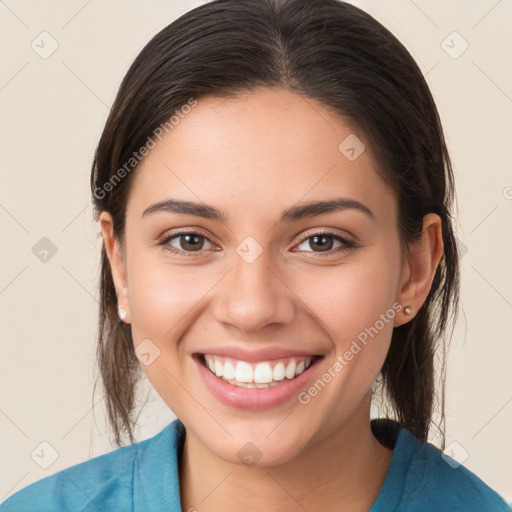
[100,87,443,511]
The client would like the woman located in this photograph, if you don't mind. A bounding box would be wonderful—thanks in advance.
[2,0,509,510]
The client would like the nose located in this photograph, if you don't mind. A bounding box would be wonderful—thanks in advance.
[213,247,295,334]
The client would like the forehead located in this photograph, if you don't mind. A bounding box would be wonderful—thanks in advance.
[126,88,396,225]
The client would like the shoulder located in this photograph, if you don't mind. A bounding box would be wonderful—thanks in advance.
[0,443,138,512]
[393,427,511,511]
[0,420,184,512]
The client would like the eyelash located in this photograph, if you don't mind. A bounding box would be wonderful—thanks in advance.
[157,230,357,258]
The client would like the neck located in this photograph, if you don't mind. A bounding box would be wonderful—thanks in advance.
[179,393,393,512]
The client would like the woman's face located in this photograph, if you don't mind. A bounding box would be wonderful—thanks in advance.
[103,87,412,465]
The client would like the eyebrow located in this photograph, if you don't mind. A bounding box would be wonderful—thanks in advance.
[142,197,375,223]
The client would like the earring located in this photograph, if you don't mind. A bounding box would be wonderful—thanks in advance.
[404,306,413,315]
[118,306,127,321]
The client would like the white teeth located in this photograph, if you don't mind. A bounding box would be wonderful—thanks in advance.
[223,361,235,380]
[254,362,273,384]
[203,355,317,386]
[273,362,285,381]
[226,379,284,389]
[285,361,296,379]
[214,359,223,377]
[235,361,253,383]
[206,356,215,373]
[226,379,280,389]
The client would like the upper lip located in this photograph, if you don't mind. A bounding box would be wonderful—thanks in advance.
[194,346,322,362]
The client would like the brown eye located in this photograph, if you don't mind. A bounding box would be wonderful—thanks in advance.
[306,234,335,252]
[174,233,206,252]
[295,232,355,257]
[158,231,215,256]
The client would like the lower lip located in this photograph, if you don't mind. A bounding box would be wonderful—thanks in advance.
[194,356,322,410]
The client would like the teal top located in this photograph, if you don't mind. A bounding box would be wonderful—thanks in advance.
[1,418,510,511]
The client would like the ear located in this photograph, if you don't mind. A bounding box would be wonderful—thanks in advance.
[99,211,131,324]
[395,213,444,327]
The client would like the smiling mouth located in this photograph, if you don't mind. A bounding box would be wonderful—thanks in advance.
[197,353,321,389]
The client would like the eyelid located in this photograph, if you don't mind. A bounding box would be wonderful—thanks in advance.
[158,227,351,245]
[157,228,217,252]
[297,227,355,243]
[157,227,358,259]
[157,227,215,243]
[292,229,357,256]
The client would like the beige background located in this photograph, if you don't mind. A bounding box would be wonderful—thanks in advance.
[1,0,511,504]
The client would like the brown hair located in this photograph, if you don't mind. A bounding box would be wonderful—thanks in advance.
[91,0,460,447]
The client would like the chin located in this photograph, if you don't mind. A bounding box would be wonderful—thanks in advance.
[211,433,310,468]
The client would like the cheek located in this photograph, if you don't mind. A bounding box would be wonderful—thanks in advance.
[127,254,212,342]
[292,250,401,391]
[125,255,206,411]
[298,256,399,336]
